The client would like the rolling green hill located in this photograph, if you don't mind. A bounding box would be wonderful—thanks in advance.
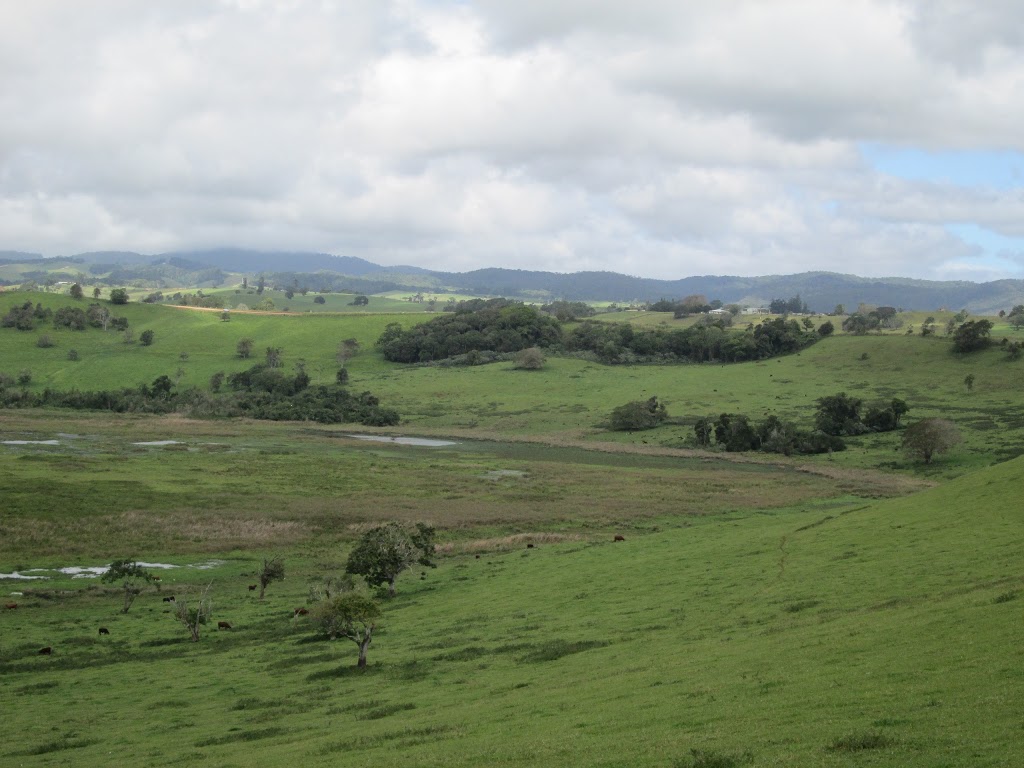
[0,424,1020,766]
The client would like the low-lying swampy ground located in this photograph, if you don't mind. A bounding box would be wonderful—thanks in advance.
[2,413,1021,767]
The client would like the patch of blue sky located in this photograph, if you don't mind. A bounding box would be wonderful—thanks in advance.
[859,143,1024,190]
[944,223,1024,278]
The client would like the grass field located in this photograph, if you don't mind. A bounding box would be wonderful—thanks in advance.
[2,290,1023,766]
[0,417,1020,766]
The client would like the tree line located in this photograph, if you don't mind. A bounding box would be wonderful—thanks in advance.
[377,299,823,365]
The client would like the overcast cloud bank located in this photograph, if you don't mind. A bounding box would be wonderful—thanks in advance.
[2,1,1024,281]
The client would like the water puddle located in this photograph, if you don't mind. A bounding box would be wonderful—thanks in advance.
[131,441,182,447]
[346,435,458,447]
[3,560,226,580]
[0,572,48,580]
[2,440,60,446]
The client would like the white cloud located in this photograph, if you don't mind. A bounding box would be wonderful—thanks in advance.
[1,0,1023,280]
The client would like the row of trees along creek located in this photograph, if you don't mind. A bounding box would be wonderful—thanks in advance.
[609,393,912,457]
[376,299,821,365]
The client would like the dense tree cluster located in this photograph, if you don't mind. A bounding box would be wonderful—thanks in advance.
[565,317,815,364]
[769,295,809,314]
[814,393,908,436]
[608,397,668,430]
[2,301,51,330]
[540,300,597,321]
[842,306,902,334]
[951,319,993,353]
[0,366,399,426]
[377,299,562,363]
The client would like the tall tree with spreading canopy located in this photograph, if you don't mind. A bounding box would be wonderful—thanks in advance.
[309,592,380,667]
[346,522,435,597]
[258,557,285,600]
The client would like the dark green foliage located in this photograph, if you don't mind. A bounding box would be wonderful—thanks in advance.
[694,417,714,447]
[310,592,381,666]
[69,283,84,299]
[814,393,866,436]
[313,295,326,304]
[817,320,834,337]
[952,319,993,353]
[336,367,349,385]
[346,522,435,596]
[109,288,129,304]
[236,337,254,358]
[769,295,807,314]
[36,334,54,348]
[17,369,31,385]
[540,300,596,321]
[139,329,155,346]
[673,748,752,768]
[714,413,760,451]
[378,299,561,363]
[565,316,814,364]
[827,731,893,752]
[608,397,668,431]
[258,556,285,599]
[2,301,39,330]
[351,294,369,306]
[53,306,87,330]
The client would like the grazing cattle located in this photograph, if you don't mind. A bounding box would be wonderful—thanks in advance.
[162,596,175,603]
[614,535,626,542]
[293,607,309,617]
[98,627,110,635]
[38,646,52,655]
[248,584,257,591]
[475,554,481,559]
[526,543,534,549]
[4,602,17,610]
[217,621,232,630]
[152,576,161,582]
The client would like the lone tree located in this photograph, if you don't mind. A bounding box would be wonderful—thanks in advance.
[902,418,962,464]
[140,329,155,346]
[236,337,254,359]
[952,320,993,353]
[964,373,976,392]
[109,288,129,304]
[309,592,380,667]
[258,556,285,600]
[102,559,156,614]
[346,522,435,597]
[514,347,546,370]
[175,584,213,642]
[693,416,714,447]
[608,396,668,431]
[69,283,83,299]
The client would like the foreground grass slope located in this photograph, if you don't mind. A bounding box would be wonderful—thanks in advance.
[1,427,1020,766]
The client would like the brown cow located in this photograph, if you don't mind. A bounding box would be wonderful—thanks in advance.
[4,602,17,609]
[526,543,535,549]
[98,627,110,635]
[217,621,232,630]
[293,607,309,617]
[248,584,257,591]
[162,596,175,603]
[614,534,626,542]
[38,646,52,655]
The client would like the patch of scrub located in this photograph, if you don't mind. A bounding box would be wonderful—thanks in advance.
[2,440,60,446]
[346,435,458,447]
[483,470,527,479]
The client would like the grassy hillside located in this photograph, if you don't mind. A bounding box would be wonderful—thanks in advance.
[3,292,1023,475]
[1,423,1020,766]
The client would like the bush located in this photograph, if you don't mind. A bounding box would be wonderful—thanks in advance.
[109,288,129,304]
[67,349,80,361]
[313,295,326,305]
[514,347,546,370]
[608,397,668,431]
[140,330,155,346]
[17,369,32,385]
[36,335,55,348]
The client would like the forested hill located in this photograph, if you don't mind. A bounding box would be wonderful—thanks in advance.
[4,249,1024,312]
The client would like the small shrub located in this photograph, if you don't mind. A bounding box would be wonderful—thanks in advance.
[140,330,155,346]
[67,349,79,361]
[673,748,753,768]
[827,731,892,752]
[17,369,32,385]
[36,334,55,348]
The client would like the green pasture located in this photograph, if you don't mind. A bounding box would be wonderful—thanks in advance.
[3,292,1024,476]
[0,417,1020,766]
[203,287,441,314]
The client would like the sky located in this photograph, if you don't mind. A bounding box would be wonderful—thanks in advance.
[3,1,1024,282]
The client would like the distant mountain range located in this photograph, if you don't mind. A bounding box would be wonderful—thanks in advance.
[3,248,1023,314]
